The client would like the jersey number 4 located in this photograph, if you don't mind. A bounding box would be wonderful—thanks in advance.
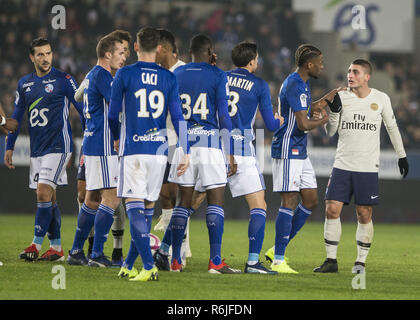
[135,88,165,119]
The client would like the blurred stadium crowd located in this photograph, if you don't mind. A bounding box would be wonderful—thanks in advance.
[0,0,419,149]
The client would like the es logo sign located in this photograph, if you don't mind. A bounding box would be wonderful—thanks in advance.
[30,108,49,127]
[334,4,379,46]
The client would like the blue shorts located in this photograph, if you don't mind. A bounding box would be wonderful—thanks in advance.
[77,145,86,181]
[325,168,379,206]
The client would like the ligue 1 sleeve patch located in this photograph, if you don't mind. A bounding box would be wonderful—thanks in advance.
[300,93,307,108]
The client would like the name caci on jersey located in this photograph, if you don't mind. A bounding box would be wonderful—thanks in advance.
[142,72,157,85]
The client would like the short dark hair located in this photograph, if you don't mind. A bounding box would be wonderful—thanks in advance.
[157,28,176,53]
[231,41,257,67]
[96,34,122,59]
[109,29,132,44]
[351,59,372,74]
[295,44,322,67]
[29,37,51,55]
[136,27,160,53]
[190,34,213,58]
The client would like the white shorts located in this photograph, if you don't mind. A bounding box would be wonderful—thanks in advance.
[168,147,227,190]
[272,157,317,192]
[84,155,119,191]
[118,154,167,201]
[29,153,71,190]
[227,155,265,198]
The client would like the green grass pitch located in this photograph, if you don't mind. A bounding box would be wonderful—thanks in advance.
[0,214,419,300]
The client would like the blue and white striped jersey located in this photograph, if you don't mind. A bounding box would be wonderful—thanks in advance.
[82,65,116,156]
[271,72,312,159]
[7,67,84,157]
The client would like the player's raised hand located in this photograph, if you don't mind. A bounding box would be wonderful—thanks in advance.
[398,157,409,178]
[275,113,284,126]
[227,154,237,177]
[4,149,14,169]
[177,153,190,176]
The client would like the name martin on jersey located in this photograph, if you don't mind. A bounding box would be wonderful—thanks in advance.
[227,75,254,92]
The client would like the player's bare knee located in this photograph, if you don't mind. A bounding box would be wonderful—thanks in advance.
[36,185,54,202]
[325,204,341,219]
[356,206,372,224]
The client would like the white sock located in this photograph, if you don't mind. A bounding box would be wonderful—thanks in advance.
[356,221,373,264]
[32,243,42,251]
[324,218,342,260]
[51,245,61,251]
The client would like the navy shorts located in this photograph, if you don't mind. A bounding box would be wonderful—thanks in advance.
[325,168,379,206]
[77,146,86,181]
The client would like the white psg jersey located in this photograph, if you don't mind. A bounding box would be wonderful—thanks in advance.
[326,88,406,172]
[166,60,186,146]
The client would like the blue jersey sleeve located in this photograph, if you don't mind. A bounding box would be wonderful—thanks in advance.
[6,82,26,150]
[96,69,113,103]
[285,80,308,113]
[215,71,233,155]
[108,69,124,140]
[64,74,85,130]
[258,80,280,132]
[168,77,190,154]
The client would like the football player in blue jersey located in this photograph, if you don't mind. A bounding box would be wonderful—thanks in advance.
[225,42,285,274]
[266,44,341,273]
[160,34,240,274]
[4,37,85,262]
[73,30,132,266]
[108,27,189,281]
[66,34,126,267]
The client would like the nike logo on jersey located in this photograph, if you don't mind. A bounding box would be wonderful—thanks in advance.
[370,195,378,199]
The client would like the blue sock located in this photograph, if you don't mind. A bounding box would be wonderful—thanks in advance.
[71,203,97,253]
[160,219,172,255]
[47,203,62,248]
[127,201,154,270]
[207,205,224,266]
[248,208,266,263]
[124,239,138,270]
[274,207,293,260]
[170,206,190,264]
[144,208,154,233]
[33,202,53,247]
[91,204,115,258]
[289,203,312,241]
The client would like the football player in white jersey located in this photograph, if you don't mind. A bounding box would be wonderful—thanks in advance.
[314,59,408,274]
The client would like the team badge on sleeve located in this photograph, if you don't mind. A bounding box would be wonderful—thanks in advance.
[300,93,307,108]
